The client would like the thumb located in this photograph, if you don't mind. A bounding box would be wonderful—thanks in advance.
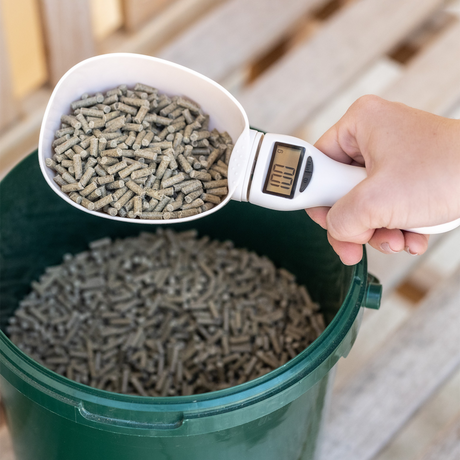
[325,178,378,244]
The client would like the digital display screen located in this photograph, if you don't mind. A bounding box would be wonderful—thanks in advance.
[263,142,305,199]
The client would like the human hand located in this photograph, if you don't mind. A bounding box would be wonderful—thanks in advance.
[306,95,460,265]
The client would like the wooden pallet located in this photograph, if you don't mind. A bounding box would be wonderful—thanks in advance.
[1,1,460,458]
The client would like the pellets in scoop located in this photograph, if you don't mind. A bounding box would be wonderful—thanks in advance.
[7,230,325,396]
[46,84,233,220]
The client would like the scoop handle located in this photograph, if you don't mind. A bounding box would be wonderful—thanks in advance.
[406,218,460,234]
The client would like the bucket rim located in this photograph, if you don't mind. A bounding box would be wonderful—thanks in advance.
[0,150,369,427]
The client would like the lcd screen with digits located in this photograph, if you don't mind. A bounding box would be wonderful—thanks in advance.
[263,142,305,199]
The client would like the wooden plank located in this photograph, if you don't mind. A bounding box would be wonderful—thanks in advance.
[1,0,48,99]
[296,58,403,144]
[319,267,460,460]
[0,424,14,460]
[373,369,460,460]
[91,0,123,40]
[0,5,19,133]
[100,0,225,55]
[159,0,328,81]
[0,88,49,180]
[416,413,460,460]
[383,20,460,116]
[122,0,175,32]
[0,394,14,460]
[238,0,445,134]
[38,0,95,85]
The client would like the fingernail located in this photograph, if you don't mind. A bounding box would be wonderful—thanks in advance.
[405,246,418,256]
[380,242,397,254]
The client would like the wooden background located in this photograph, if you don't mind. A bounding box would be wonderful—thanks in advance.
[1,1,460,459]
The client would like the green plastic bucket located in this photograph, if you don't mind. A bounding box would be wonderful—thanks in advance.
[0,152,381,460]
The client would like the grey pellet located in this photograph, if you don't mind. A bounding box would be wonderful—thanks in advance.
[69,192,83,205]
[161,172,186,188]
[176,154,193,174]
[113,190,134,210]
[62,171,76,184]
[165,192,183,212]
[76,113,91,134]
[133,196,142,217]
[181,198,204,210]
[52,134,71,148]
[140,212,163,220]
[98,175,115,185]
[211,165,228,178]
[61,114,81,130]
[118,162,143,179]
[71,95,103,110]
[55,127,75,138]
[205,187,227,196]
[176,97,201,114]
[94,165,107,177]
[189,170,212,181]
[124,131,136,147]
[162,148,178,170]
[114,102,137,116]
[106,160,128,175]
[132,130,146,150]
[181,180,202,195]
[126,180,145,196]
[153,196,171,212]
[131,168,152,180]
[101,148,122,158]
[178,208,200,218]
[61,182,83,193]
[201,203,215,212]
[134,105,149,124]
[142,131,155,146]
[79,181,98,197]
[54,136,81,155]
[203,179,228,190]
[121,96,149,108]
[133,149,158,161]
[167,120,185,134]
[98,137,108,154]
[87,188,102,201]
[123,123,144,132]
[184,189,203,203]
[134,83,157,94]
[53,175,67,187]
[154,156,170,180]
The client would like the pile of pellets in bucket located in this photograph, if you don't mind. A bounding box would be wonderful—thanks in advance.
[7,230,325,396]
[45,83,232,220]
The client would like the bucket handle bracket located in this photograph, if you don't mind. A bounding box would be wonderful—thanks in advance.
[364,273,382,310]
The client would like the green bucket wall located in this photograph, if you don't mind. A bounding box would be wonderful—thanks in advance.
[0,152,381,460]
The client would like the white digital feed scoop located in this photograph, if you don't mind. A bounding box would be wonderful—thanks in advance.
[39,54,459,235]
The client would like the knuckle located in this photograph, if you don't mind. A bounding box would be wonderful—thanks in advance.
[352,94,386,115]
